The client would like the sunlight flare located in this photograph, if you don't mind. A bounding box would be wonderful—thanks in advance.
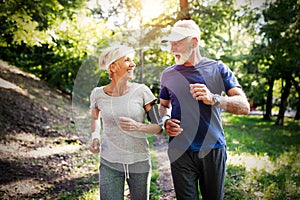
[227,151,275,173]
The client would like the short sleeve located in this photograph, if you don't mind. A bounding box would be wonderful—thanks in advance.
[218,62,241,93]
[141,84,156,106]
[158,69,171,100]
[90,88,98,109]
[158,86,171,100]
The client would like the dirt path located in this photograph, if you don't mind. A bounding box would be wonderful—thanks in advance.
[0,61,99,199]
[153,134,176,200]
[0,60,176,199]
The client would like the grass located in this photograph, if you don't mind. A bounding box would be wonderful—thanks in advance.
[222,113,300,199]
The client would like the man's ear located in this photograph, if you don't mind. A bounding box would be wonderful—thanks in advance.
[192,37,199,48]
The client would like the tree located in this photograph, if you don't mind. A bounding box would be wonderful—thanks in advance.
[258,0,300,125]
[179,0,190,19]
[0,0,86,46]
[292,74,300,120]
[0,0,111,93]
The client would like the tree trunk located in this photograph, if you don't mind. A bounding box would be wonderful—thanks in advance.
[264,77,274,120]
[291,77,300,120]
[295,99,300,120]
[275,78,292,126]
[179,0,190,19]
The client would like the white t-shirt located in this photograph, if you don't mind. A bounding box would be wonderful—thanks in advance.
[90,83,156,164]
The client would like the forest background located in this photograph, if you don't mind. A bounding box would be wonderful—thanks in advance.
[0,0,299,199]
[1,0,300,125]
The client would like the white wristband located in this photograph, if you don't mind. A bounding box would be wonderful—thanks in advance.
[160,115,170,129]
[92,131,100,141]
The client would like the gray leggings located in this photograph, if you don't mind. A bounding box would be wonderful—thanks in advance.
[169,147,227,200]
[99,158,151,200]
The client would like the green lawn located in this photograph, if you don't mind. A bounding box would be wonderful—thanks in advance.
[223,113,300,199]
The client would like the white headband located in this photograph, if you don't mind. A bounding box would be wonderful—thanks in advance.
[99,45,135,70]
[161,26,200,43]
[172,27,199,37]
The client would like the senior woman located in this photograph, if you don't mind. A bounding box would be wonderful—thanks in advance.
[89,44,162,200]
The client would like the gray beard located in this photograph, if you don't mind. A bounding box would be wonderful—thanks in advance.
[174,48,193,65]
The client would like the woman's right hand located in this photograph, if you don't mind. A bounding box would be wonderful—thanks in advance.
[89,139,100,153]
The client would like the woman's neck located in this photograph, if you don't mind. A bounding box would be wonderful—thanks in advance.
[105,79,131,96]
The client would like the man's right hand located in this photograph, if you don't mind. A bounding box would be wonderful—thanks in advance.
[89,139,100,153]
[165,119,183,137]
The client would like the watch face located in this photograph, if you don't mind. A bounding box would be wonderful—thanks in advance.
[213,97,217,103]
[213,95,220,106]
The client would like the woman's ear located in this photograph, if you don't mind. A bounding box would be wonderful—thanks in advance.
[109,63,118,73]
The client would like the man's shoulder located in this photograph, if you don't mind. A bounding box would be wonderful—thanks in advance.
[163,65,176,72]
[198,57,218,66]
[197,57,228,70]
[161,65,176,77]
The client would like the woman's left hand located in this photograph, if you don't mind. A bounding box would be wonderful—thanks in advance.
[119,117,139,131]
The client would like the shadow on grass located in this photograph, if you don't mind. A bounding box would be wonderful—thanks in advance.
[25,173,99,199]
[222,113,300,199]
[0,150,99,199]
[222,113,300,159]
[0,158,47,185]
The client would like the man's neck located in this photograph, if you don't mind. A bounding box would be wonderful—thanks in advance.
[183,50,201,67]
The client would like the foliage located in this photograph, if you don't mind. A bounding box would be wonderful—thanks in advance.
[1,0,81,46]
[0,0,111,93]
[246,0,300,123]
[1,0,300,122]
[0,0,261,97]
[223,113,300,199]
[2,0,299,116]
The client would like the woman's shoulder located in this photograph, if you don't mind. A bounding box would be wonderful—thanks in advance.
[130,82,150,91]
[130,82,155,100]
[91,86,105,95]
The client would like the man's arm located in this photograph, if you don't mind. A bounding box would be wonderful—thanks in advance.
[219,87,250,115]
[159,99,182,136]
[190,84,250,115]
[159,99,171,119]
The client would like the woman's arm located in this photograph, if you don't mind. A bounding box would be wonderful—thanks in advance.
[119,102,162,135]
[89,108,101,153]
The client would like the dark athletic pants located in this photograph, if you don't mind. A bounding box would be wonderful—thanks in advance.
[169,147,227,200]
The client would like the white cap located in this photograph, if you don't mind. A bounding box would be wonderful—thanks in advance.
[161,20,200,43]
[99,44,135,70]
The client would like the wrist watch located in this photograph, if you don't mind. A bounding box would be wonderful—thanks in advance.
[212,94,221,106]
